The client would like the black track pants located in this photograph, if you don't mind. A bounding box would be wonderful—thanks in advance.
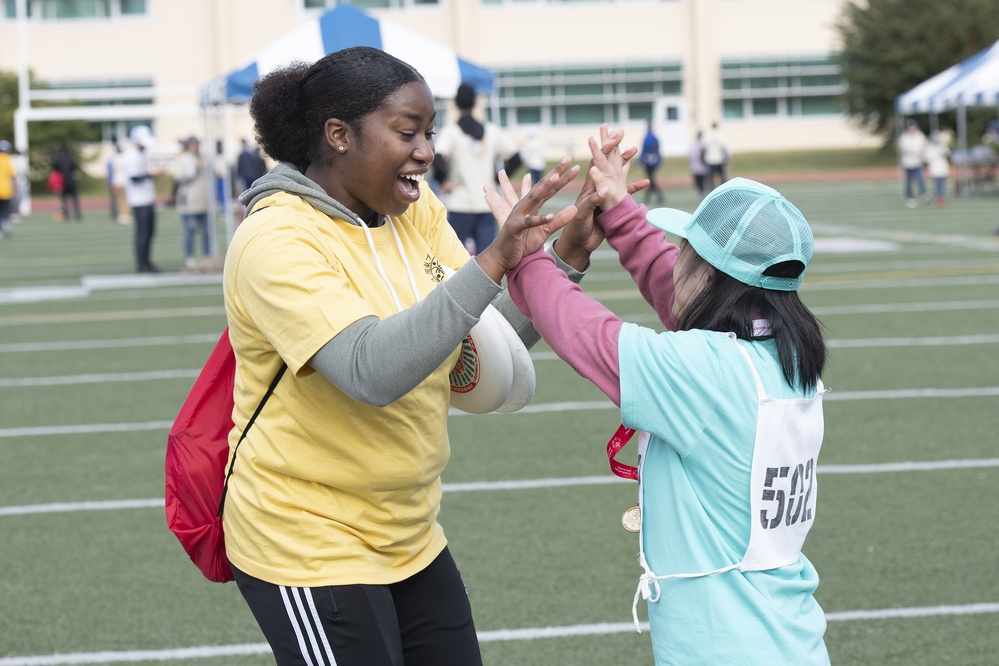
[233,547,483,666]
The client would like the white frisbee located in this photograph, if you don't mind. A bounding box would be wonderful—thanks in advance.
[493,312,536,413]
[449,304,516,414]
[443,266,537,414]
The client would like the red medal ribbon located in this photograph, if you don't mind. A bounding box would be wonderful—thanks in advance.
[606,424,639,481]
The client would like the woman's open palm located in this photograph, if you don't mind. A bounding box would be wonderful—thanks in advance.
[480,158,581,275]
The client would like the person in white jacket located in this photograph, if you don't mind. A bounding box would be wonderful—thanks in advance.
[170,136,211,268]
[122,125,160,272]
[701,121,730,191]
[898,120,929,208]
[433,82,520,254]
[923,131,951,206]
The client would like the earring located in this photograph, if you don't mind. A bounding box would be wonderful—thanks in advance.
[337,145,345,153]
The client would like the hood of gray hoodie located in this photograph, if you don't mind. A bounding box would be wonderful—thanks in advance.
[238,163,372,227]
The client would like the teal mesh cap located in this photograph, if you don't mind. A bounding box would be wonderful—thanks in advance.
[645,177,813,291]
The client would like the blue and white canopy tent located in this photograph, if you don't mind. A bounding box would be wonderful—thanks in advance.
[209,3,493,104]
[895,40,999,193]
[895,40,999,115]
[200,3,494,243]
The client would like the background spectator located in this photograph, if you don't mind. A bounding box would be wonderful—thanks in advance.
[434,82,520,254]
[236,138,267,193]
[688,131,710,200]
[523,128,547,185]
[898,119,929,208]
[640,121,665,205]
[52,142,82,221]
[122,125,160,273]
[0,140,14,238]
[701,121,730,191]
[170,136,211,268]
[923,130,951,206]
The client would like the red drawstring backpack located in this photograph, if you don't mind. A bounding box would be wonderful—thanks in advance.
[164,328,285,582]
[47,170,64,194]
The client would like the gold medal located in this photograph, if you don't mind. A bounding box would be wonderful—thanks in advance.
[621,505,642,533]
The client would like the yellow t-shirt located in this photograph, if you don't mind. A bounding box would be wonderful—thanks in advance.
[0,153,14,200]
[222,184,470,587]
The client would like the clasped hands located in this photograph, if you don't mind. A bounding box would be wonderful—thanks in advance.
[475,124,649,283]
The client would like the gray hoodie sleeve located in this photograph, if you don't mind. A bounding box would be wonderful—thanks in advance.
[308,259,500,407]
[309,239,588,408]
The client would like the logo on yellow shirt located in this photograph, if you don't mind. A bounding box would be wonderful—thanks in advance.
[424,254,446,283]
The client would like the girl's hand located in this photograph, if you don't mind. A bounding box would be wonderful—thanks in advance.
[477,158,580,282]
[555,125,648,269]
[589,124,647,209]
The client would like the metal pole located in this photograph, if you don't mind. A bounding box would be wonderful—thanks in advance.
[14,0,29,154]
[14,0,32,215]
[221,104,236,245]
[894,114,904,198]
[203,99,219,257]
[202,99,218,255]
[957,104,968,196]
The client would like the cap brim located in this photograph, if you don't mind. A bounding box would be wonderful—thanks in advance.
[645,207,693,238]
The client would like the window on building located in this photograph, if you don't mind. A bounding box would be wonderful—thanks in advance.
[3,0,146,19]
[720,55,845,121]
[482,0,678,5]
[491,61,682,129]
[303,0,439,9]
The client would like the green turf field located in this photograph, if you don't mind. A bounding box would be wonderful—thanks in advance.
[1,177,998,665]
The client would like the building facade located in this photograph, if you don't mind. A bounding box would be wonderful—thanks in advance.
[0,0,875,172]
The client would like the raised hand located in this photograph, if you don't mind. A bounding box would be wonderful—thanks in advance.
[553,125,650,269]
[477,157,581,282]
[589,124,647,209]
[489,170,534,229]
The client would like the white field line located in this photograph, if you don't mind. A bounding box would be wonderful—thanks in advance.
[1,604,998,665]
[584,275,999,302]
[0,324,994,389]
[805,258,999,274]
[1,316,994,356]
[808,274,999,291]
[810,300,999,316]
[530,333,999,360]
[0,498,167,516]
[585,258,999,280]
[0,369,199,388]
[0,306,226,328]
[826,334,999,349]
[0,293,984,343]
[0,421,172,438]
[0,333,219,353]
[807,224,999,252]
[3,386,999,439]
[0,271,998,328]
[3,458,998,518]
[2,333,997,387]
[627,300,999,318]
[451,387,999,414]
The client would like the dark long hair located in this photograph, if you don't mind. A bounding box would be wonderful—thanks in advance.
[676,244,826,392]
[248,46,425,172]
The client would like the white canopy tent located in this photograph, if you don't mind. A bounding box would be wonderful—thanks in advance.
[895,40,999,193]
[198,3,495,248]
